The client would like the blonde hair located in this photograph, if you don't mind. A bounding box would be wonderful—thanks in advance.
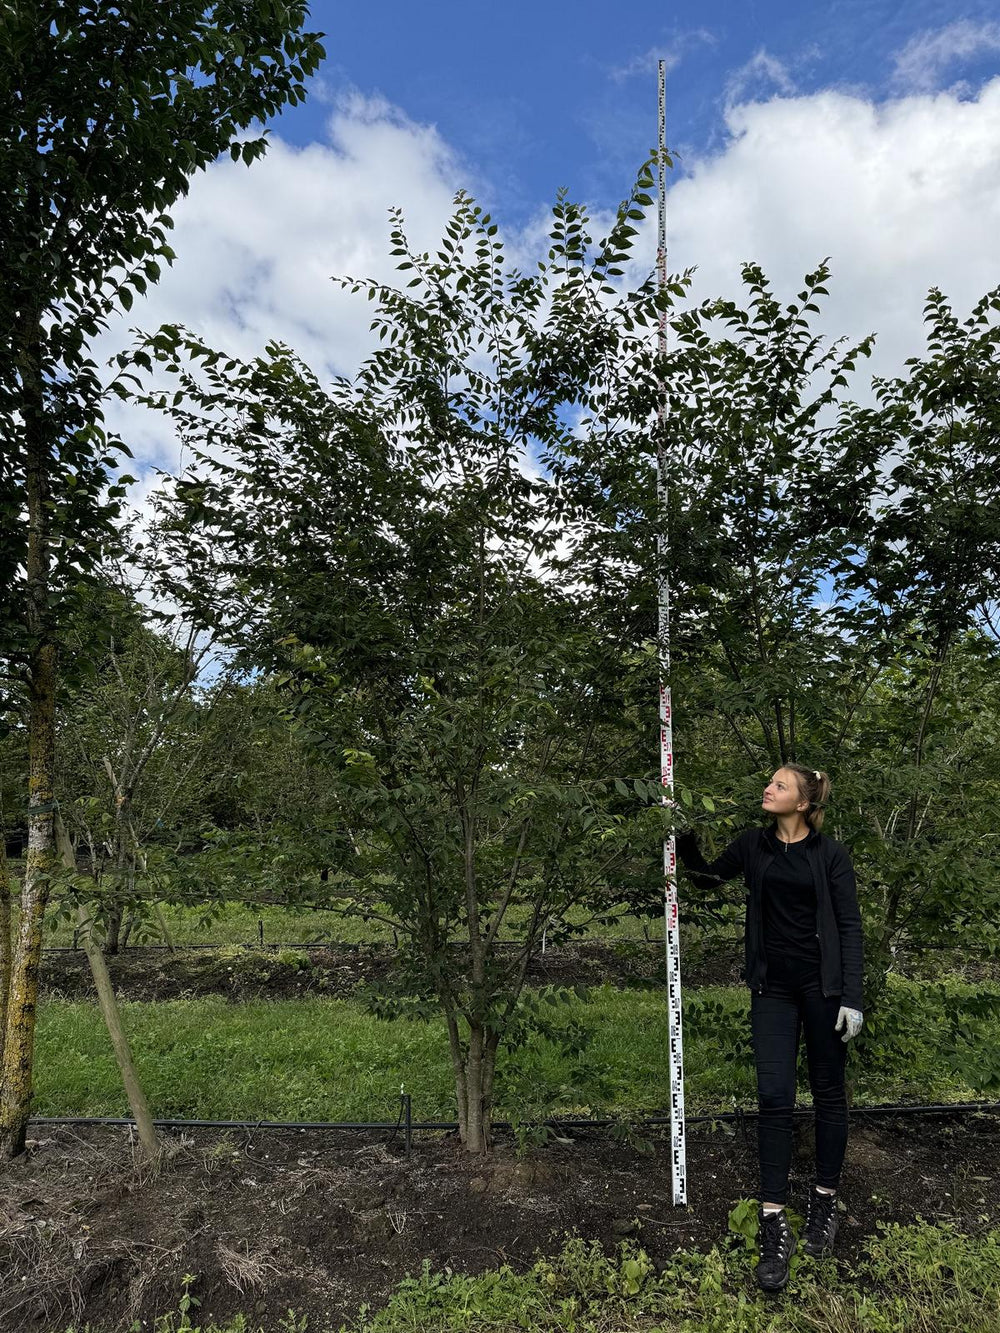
[781,764,831,832]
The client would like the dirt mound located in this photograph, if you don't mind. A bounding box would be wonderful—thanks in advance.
[39,939,745,1003]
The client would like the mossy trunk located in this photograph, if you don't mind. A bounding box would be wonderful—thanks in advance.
[0,843,12,1071]
[0,315,57,1160]
[0,640,57,1158]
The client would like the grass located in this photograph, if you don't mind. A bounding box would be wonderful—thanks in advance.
[32,976,995,1122]
[65,1220,1000,1332]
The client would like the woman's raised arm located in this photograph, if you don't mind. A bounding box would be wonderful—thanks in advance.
[675,828,750,892]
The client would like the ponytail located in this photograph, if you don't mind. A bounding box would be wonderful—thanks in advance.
[783,763,831,832]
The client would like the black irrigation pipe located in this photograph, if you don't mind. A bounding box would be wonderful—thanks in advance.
[39,937,703,954]
[29,1099,1000,1134]
[41,938,1000,956]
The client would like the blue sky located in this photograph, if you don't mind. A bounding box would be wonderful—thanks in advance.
[106,4,1000,475]
[277,0,1000,219]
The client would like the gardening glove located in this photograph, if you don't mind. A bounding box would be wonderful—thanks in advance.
[835,1006,863,1043]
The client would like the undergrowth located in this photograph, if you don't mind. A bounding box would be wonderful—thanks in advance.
[63,1218,1000,1333]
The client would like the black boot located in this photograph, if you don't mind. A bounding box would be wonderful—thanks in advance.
[802,1187,839,1257]
[756,1206,796,1292]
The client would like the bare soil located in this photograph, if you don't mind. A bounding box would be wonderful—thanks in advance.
[39,939,1000,1005]
[39,939,742,1003]
[1,1111,997,1333]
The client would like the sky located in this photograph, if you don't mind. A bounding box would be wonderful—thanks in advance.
[104,0,1000,477]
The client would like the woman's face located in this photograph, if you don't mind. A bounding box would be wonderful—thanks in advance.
[761,768,808,817]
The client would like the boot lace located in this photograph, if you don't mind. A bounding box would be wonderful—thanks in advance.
[807,1190,837,1242]
[760,1210,791,1260]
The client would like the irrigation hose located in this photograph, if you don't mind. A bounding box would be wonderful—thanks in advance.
[27,1099,1000,1134]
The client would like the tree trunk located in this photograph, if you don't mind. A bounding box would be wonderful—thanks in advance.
[465,1025,487,1151]
[119,909,135,951]
[104,903,124,955]
[0,842,12,1072]
[0,314,57,1160]
[0,640,57,1159]
[445,1011,469,1146]
[54,815,160,1162]
[446,1014,497,1154]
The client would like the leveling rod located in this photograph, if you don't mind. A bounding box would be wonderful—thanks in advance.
[656,57,687,1207]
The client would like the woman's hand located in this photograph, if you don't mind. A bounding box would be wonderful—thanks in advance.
[835,1006,863,1043]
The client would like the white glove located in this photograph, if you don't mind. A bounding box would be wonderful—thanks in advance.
[835,1006,863,1043]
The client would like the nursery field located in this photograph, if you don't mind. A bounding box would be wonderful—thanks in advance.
[2,945,998,1332]
[5,2,1000,1330]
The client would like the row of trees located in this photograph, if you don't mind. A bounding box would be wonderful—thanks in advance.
[109,215,998,1145]
[2,4,999,1158]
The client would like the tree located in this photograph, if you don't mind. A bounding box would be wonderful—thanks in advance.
[127,181,717,1151]
[555,260,1000,1007]
[835,286,1000,969]
[52,579,237,950]
[0,0,325,1158]
[578,262,878,770]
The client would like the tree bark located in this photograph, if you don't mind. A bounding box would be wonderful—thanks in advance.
[0,639,57,1158]
[463,1022,493,1153]
[465,1024,486,1152]
[0,313,58,1159]
[445,1010,498,1153]
[54,815,160,1162]
[104,904,125,955]
[0,842,12,1072]
[445,1011,469,1146]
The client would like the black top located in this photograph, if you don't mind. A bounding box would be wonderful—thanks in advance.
[761,827,821,965]
[675,824,864,1008]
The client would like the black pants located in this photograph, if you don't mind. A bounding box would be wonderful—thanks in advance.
[750,955,848,1205]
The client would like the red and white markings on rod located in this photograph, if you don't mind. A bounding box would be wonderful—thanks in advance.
[660,677,686,1205]
[657,57,687,1207]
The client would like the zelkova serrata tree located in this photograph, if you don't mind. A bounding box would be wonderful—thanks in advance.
[564,264,1000,1026]
[834,288,1000,966]
[0,0,324,1158]
[125,179,717,1152]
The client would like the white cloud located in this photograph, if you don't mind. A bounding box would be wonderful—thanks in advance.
[657,78,1000,391]
[609,29,715,83]
[892,20,1000,94]
[724,49,798,107]
[609,45,681,83]
[99,90,469,471]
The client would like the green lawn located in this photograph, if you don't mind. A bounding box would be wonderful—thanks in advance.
[33,976,994,1122]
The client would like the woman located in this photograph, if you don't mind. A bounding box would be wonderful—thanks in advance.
[676,764,864,1293]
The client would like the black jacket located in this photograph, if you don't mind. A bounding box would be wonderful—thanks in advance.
[676,825,864,1010]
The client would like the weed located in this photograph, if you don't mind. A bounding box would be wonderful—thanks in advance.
[177,1272,201,1326]
[276,949,314,972]
[62,1221,1000,1332]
